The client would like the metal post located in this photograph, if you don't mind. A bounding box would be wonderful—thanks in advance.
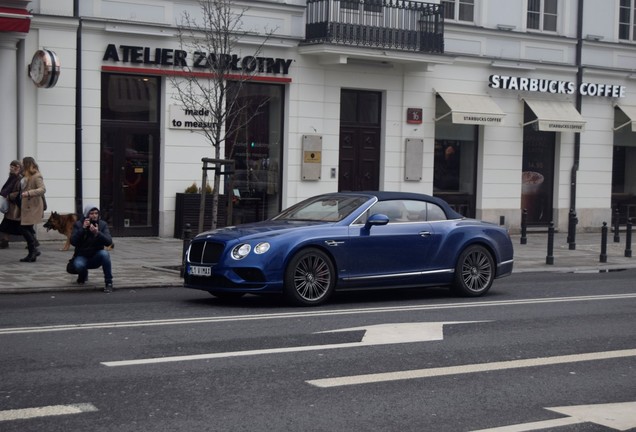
[546,221,554,265]
[199,160,208,234]
[625,218,633,258]
[180,223,192,278]
[600,222,608,263]
[520,209,527,245]
[567,209,577,250]
[613,208,620,243]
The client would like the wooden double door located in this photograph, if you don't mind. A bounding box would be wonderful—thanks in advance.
[338,90,381,192]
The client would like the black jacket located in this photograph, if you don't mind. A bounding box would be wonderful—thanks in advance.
[70,219,113,258]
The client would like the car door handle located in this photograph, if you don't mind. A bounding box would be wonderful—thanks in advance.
[419,231,431,237]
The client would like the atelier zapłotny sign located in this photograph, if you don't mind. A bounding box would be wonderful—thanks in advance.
[103,44,293,75]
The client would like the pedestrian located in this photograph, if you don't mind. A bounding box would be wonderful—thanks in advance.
[0,160,23,248]
[19,157,46,262]
[70,204,114,293]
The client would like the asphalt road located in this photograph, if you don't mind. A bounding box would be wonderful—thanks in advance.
[1,271,635,432]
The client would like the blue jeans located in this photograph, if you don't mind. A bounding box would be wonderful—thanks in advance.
[73,250,112,284]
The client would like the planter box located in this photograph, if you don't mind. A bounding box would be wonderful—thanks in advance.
[174,193,228,239]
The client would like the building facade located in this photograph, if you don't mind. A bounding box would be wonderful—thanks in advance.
[2,0,636,238]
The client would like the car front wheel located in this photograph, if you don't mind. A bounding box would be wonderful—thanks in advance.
[284,248,335,306]
[451,245,494,297]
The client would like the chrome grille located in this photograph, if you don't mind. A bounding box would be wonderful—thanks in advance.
[188,241,224,264]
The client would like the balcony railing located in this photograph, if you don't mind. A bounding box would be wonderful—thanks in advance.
[305,0,444,54]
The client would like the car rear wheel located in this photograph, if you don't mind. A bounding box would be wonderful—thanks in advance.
[284,248,335,306]
[451,245,494,297]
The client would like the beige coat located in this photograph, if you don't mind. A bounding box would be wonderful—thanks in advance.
[20,173,46,226]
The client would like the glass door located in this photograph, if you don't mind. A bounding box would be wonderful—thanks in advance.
[100,125,159,236]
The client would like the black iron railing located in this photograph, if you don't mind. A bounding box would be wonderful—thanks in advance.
[305,0,444,54]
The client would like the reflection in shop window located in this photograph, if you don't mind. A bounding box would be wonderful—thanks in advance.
[434,96,477,217]
[101,74,158,122]
[225,83,283,224]
[612,112,636,223]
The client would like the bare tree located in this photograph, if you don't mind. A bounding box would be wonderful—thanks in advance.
[170,0,275,231]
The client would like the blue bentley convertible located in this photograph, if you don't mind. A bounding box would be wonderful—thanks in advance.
[183,191,514,306]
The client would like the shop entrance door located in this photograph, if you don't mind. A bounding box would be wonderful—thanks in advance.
[100,124,160,236]
[338,90,381,191]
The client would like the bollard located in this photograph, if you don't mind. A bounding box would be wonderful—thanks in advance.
[180,223,192,277]
[613,208,620,243]
[626,218,633,258]
[600,222,608,263]
[520,209,528,245]
[567,209,578,250]
[546,221,554,265]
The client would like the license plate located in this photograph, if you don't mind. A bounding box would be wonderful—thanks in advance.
[189,265,211,277]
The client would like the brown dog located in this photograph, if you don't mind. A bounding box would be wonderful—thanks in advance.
[43,212,78,251]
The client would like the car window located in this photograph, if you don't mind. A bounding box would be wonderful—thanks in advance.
[369,200,409,222]
[426,203,447,221]
[275,195,367,222]
[359,199,441,223]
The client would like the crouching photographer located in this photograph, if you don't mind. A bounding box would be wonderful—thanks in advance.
[70,205,114,293]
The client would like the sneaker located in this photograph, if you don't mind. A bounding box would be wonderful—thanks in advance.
[104,282,113,293]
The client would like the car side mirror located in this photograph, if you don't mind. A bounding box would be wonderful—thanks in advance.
[364,213,389,230]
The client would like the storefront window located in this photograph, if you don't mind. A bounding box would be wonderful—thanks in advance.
[101,74,158,122]
[225,82,284,224]
[100,73,160,236]
[612,110,636,222]
[522,106,555,225]
[434,97,477,217]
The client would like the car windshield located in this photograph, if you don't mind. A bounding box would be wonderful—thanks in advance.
[273,195,369,222]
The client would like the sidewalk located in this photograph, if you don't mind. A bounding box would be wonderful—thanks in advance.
[0,230,635,294]
[0,237,185,293]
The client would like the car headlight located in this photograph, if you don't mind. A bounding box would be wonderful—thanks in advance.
[254,242,270,254]
[231,243,251,260]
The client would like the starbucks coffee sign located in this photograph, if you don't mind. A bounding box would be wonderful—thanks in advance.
[489,74,625,98]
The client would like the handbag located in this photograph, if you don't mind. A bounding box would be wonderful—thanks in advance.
[42,195,47,211]
[66,256,79,274]
[0,196,7,214]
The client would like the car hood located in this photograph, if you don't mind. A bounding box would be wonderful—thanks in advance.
[194,220,331,242]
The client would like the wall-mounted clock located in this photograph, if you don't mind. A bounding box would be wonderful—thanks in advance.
[28,49,60,88]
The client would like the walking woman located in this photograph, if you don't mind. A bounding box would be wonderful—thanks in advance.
[19,157,46,262]
[0,160,23,248]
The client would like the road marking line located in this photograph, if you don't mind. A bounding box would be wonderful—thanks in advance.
[103,342,364,366]
[101,322,482,367]
[306,349,636,388]
[1,293,635,335]
[471,417,580,432]
[472,401,636,431]
[0,403,98,422]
